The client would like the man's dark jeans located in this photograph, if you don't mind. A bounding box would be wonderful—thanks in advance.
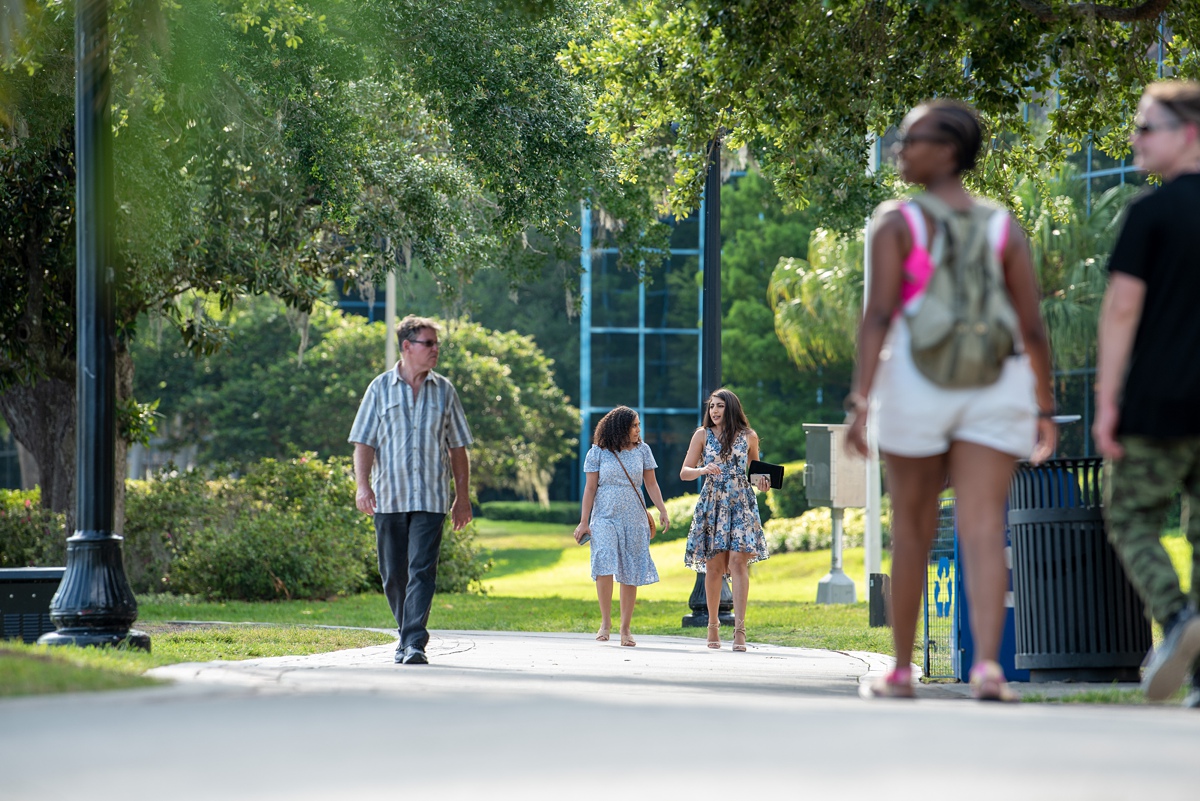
[374,512,445,650]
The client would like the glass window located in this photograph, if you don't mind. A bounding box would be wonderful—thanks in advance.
[644,253,700,330]
[669,213,701,251]
[591,252,640,329]
[591,333,639,408]
[644,333,700,409]
[641,412,703,500]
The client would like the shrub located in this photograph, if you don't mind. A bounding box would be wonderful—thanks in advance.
[124,470,221,593]
[0,488,66,567]
[658,493,699,542]
[479,500,579,525]
[436,519,493,594]
[168,456,377,601]
[764,504,892,554]
[766,460,808,519]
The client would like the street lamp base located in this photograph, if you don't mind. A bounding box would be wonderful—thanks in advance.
[681,611,736,628]
[38,628,151,652]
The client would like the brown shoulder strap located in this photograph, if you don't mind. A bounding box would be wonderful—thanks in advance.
[609,448,644,503]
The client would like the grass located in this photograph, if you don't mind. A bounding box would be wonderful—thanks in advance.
[8,519,1189,699]
[0,625,395,698]
[133,517,898,655]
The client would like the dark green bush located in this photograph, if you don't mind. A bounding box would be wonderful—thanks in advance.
[436,519,493,594]
[480,500,579,525]
[124,470,220,593]
[167,456,376,601]
[0,488,66,567]
[768,460,808,518]
[127,455,492,601]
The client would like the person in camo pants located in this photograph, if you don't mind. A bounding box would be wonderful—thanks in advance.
[1095,80,1200,707]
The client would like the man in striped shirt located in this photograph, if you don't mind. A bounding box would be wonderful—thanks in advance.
[350,315,473,665]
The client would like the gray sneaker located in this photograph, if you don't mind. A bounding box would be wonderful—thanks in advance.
[1143,608,1200,702]
[1183,667,1200,709]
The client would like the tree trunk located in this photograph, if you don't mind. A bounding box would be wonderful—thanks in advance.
[0,347,131,535]
[0,378,76,531]
[16,440,40,490]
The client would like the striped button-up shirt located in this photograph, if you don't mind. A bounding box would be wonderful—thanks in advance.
[348,367,473,514]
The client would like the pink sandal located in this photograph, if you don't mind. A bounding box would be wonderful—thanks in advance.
[970,660,1019,703]
[860,666,916,699]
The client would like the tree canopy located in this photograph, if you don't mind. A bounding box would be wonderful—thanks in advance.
[566,0,1198,228]
[132,298,579,503]
[0,0,663,518]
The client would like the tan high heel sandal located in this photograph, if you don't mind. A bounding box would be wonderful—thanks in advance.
[732,623,747,652]
[706,623,721,649]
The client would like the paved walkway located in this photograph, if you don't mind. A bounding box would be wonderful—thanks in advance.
[2,631,1197,800]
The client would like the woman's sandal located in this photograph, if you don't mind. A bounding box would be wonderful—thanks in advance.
[732,623,748,652]
[706,623,721,649]
[595,626,611,642]
[859,667,916,699]
[970,660,1019,703]
[620,633,637,647]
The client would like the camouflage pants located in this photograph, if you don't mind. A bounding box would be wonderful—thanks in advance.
[1103,436,1200,628]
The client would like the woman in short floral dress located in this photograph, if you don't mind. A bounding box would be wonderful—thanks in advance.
[681,389,771,652]
[573,406,670,647]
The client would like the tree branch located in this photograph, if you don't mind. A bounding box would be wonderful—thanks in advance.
[1015,0,1172,23]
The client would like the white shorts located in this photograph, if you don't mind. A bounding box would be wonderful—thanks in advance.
[874,320,1037,459]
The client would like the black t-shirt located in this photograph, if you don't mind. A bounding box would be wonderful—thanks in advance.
[1106,173,1200,436]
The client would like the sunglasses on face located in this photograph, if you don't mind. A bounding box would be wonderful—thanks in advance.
[1133,119,1184,136]
[408,338,440,349]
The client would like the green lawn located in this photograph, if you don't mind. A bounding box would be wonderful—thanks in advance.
[476,517,892,603]
[9,519,1188,699]
[0,625,395,698]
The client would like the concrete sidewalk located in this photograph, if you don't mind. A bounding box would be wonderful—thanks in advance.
[2,631,1197,801]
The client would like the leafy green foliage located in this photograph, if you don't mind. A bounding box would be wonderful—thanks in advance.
[565,0,1192,229]
[0,487,65,567]
[137,456,375,601]
[763,507,889,554]
[769,229,864,372]
[765,460,809,519]
[124,455,492,600]
[131,298,579,501]
[479,501,580,525]
[719,172,827,460]
[1,0,665,518]
[1015,170,1139,370]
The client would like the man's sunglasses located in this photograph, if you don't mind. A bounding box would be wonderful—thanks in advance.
[1134,119,1184,136]
[408,338,441,348]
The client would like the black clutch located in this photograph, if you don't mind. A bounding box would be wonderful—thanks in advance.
[747,460,784,489]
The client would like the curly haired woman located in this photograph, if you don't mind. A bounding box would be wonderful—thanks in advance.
[573,406,670,646]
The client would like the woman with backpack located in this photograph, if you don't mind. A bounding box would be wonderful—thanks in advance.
[846,100,1057,701]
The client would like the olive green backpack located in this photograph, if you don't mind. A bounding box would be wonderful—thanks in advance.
[904,192,1019,388]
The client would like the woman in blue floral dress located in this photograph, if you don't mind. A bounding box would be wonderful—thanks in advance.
[573,406,670,647]
[681,389,771,651]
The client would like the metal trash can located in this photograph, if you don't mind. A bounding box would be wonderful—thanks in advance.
[0,567,65,643]
[1008,458,1151,682]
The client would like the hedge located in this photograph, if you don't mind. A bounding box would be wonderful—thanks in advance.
[479,500,580,525]
[2,456,492,600]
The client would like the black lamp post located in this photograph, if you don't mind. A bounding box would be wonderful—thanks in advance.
[682,137,734,628]
[39,0,148,651]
